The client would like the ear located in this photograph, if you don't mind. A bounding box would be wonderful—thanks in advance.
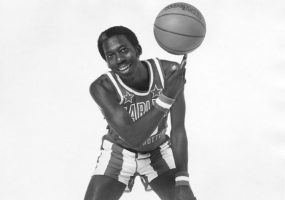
[136,45,142,57]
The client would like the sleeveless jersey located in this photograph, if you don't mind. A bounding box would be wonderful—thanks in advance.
[103,58,169,152]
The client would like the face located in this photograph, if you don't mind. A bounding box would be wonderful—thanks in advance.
[102,34,140,78]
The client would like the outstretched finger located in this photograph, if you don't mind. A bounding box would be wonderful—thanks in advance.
[180,54,188,69]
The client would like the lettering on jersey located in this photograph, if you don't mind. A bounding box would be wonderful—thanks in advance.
[150,84,162,98]
[137,102,146,118]
[124,100,152,121]
[142,128,166,146]
[128,104,137,121]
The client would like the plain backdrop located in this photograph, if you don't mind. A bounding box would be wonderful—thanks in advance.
[0,0,284,199]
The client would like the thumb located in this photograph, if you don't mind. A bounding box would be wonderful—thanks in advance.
[165,64,178,80]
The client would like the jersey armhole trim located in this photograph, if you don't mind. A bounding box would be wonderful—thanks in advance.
[105,72,124,104]
[154,58,165,88]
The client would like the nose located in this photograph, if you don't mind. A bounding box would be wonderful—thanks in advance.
[116,53,123,63]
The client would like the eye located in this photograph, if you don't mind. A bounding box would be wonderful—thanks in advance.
[105,53,113,60]
[120,47,129,54]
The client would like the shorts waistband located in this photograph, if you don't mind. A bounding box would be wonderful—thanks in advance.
[102,139,137,157]
[102,139,170,157]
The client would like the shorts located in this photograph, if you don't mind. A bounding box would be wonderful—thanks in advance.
[93,139,176,192]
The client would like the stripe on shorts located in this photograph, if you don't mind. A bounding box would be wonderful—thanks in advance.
[94,149,112,175]
[149,148,168,176]
[104,143,124,179]
[93,140,124,180]
[149,141,175,177]
[160,141,176,170]
[137,153,158,182]
[118,149,136,185]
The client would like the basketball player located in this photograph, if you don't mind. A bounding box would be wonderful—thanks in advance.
[84,26,196,200]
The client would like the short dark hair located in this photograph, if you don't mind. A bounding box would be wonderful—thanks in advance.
[97,26,142,60]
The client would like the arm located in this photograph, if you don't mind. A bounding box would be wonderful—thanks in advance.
[160,58,188,169]
[170,90,188,173]
[90,75,170,147]
[167,58,196,200]
[171,91,196,199]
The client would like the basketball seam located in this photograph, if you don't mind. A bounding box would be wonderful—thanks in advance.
[154,24,205,38]
[155,34,202,54]
[156,13,206,29]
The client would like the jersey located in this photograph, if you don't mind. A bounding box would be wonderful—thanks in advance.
[102,58,169,152]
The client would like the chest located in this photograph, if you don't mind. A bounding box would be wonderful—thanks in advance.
[121,83,163,121]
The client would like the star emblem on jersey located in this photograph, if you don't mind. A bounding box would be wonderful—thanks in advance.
[124,91,134,104]
[151,84,162,98]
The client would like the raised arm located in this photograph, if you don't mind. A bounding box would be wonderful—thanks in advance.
[159,57,189,173]
[167,56,196,200]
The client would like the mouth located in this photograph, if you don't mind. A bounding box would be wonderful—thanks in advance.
[118,64,131,74]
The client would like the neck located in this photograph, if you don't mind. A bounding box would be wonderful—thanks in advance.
[121,61,149,91]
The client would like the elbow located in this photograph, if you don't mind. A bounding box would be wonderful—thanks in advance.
[170,126,187,139]
[120,139,143,149]
[122,129,148,148]
[115,126,144,148]
[128,141,143,149]
[171,126,186,135]
[124,132,145,148]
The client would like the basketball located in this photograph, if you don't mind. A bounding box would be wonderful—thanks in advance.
[154,2,206,55]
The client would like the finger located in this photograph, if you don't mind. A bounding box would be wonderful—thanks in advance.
[180,54,188,69]
[182,67,186,79]
[180,67,186,83]
[183,69,187,84]
[183,68,186,79]
[182,54,188,61]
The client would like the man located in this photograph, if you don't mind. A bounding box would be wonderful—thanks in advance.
[85,26,196,200]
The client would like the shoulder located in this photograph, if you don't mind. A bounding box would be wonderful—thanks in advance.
[158,59,179,76]
[90,74,109,93]
[89,73,117,100]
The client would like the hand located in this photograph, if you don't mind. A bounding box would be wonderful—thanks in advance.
[163,54,187,99]
[175,185,196,200]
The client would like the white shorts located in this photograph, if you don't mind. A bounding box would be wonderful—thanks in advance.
[93,139,176,192]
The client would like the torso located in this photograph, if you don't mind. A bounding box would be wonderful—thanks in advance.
[101,58,169,152]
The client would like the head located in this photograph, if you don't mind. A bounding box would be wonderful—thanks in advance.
[97,26,143,78]
[98,26,142,61]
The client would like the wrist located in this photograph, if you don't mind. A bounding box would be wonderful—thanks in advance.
[175,171,189,186]
[154,93,175,113]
